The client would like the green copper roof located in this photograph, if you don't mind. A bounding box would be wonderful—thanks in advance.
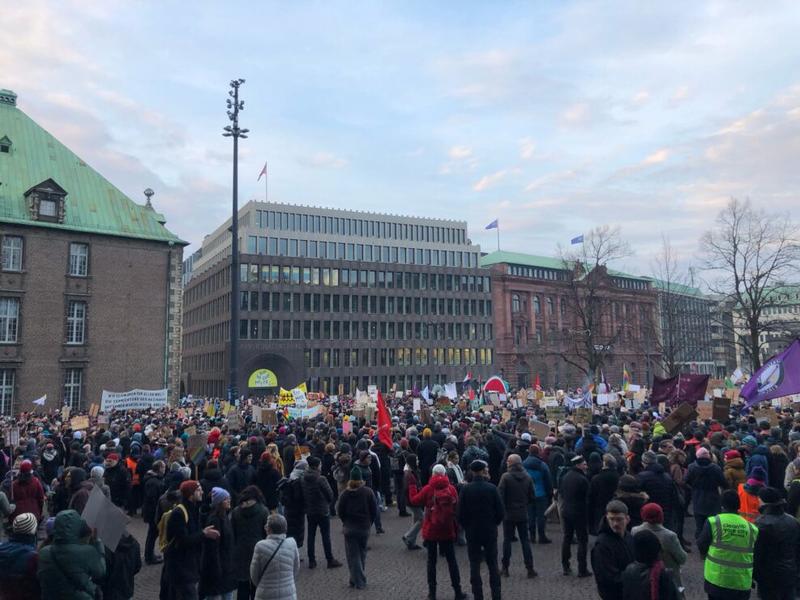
[480,250,567,271]
[650,278,704,297]
[0,93,186,244]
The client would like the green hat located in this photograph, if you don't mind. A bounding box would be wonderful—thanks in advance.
[350,466,363,481]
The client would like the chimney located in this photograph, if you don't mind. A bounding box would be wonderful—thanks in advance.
[0,90,17,106]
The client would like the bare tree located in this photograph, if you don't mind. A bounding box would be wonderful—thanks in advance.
[701,198,800,372]
[557,225,632,380]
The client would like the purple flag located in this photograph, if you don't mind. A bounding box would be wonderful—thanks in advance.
[742,339,800,408]
[651,373,709,407]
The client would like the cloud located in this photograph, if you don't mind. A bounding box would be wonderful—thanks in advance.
[669,85,690,106]
[519,137,536,160]
[524,169,580,192]
[632,90,650,107]
[561,102,590,125]
[448,145,473,159]
[642,148,670,165]
[473,169,510,192]
[439,145,478,175]
[296,152,348,169]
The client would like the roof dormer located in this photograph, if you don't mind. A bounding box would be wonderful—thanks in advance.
[0,136,11,153]
[24,178,68,223]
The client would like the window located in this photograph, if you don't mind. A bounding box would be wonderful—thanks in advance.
[63,368,82,411]
[0,369,13,415]
[533,296,541,315]
[1,236,22,271]
[0,298,19,343]
[67,300,86,344]
[0,136,11,153]
[67,242,89,276]
[511,294,521,313]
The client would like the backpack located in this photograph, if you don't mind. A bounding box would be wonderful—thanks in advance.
[157,503,188,552]
[428,486,456,532]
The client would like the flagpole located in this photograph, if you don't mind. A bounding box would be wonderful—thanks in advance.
[265,161,268,202]
[496,223,500,251]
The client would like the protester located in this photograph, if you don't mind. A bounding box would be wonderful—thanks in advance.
[250,513,300,600]
[10,459,44,522]
[301,455,342,569]
[0,513,40,599]
[104,453,131,509]
[231,485,269,600]
[402,452,424,550]
[336,465,377,590]
[738,465,767,523]
[142,459,166,564]
[200,487,237,599]
[560,455,592,577]
[497,453,536,578]
[37,509,106,600]
[281,459,306,552]
[522,444,553,544]
[631,503,687,593]
[697,489,758,600]
[458,459,504,600]
[622,529,681,600]
[102,532,142,600]
[615,475,649,531]
[589,453,621,536]
[753,486,800,600]
[686,447,727,537]
[591,500,635,600]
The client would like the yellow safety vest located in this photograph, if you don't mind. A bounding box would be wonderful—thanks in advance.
[704,512,757,591]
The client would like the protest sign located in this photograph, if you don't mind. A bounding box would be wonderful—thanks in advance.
[596,393,612,406]
[542,397,559,408]
[89,403,100,418]
[712,397,731,421]
[696,401,713,421]
[227,413,242,430]
[70,416,90,430]
[291,388,308,408]
[251,405,263,424]
[574,408,593,424]
[97,414,109,426]
[546,406,566,422]
[529,420,550,439]
[264,409,277,425]
[61,405,71,420]
[100,388,168,412]
[412,398,421,412]
[184,425,196,437]
[754,408,779,427]
[661,402,698,433]
[81,485,128,552]
[501,409,511,423]
[187,433,207,463]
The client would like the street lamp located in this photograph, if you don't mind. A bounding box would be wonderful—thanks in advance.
[223,78,249,405]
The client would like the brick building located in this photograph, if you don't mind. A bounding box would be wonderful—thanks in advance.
[182,201,495,397]
[0,89,185,414]
[482,250,660,389]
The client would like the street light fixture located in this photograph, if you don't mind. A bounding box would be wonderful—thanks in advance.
[224,78,247,405]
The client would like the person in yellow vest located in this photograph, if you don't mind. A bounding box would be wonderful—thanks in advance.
[697,489,758,600]
[738,466,766,523]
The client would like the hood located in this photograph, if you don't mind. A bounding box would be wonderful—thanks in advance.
[430,474,450,490]
[693,458,713,469]
[203,468,223,482]
[522,456,544,471]
[69,467,87,493]
[509,465,528,481]
[725,458,745,469]
[53,509,86,544]
[303,469,320,482]
[754,445,769,456]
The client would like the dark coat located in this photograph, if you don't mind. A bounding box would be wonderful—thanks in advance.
[637,464,677,524]
[336,483,377,535]
[231,501,268,582]
[589,469,620,536]
[104,463,130,508]
[255,463,282,510]
[559,467,589,519]
[621,561,680,600]
[199,511,236,597]
[753,505,800,592]
[417,439,440,484]
[300,469,333,517]
[0,533,40,600]
[685,458,726,516]
[164,499,204,584]
[225,462,255,500]
[457,477,504,541]
[497,464,534,522]
[280,477,305,547]
[102,533,141,600]
[142,471,166,525]
[591,518,635,600]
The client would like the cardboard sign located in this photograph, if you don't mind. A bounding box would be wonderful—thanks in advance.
[227,413,242,430]
[546,406,566,422]
[61,405,71,420]
[753,408,779,427]
[696,401,713,421]
[187,433,208,463]
[89,403,100,418]
[97,414,109,426]
[70,416,90,430]
[574,408,593,424]
[661,402,698,434]
[529,420,550,439]
[501,409,512,423]
[542,397,559,408]
[712,397,731,422]
[412,398,421,413]
[252,405,263,424]
[81,485,128,552]
[264,409,277,425]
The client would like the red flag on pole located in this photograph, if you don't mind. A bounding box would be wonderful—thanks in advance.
[257,161,267,181]
[376,391,392,449]
[534,374,541,392]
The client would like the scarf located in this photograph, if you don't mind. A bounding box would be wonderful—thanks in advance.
[650,559,664,600]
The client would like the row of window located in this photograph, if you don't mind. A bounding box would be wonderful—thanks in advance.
[0,368,83,416]
[233,319,493,343]
[508,265,566,281]
[239,292,492,318]
[0,298,86,344]
[239,263,491,293]
[511,293,565,316]
[1,236,89,276]
[244,236,479,268]
[302,347,493,369]
[253,210,467,246]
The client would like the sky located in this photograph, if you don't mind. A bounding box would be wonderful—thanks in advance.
[3,1,800,276]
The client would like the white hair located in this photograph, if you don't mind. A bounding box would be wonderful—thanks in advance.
[432,464,447,476]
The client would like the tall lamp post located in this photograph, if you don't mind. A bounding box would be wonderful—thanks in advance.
[223,79,248,404]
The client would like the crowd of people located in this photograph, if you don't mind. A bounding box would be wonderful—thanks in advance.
[1,391,800,600]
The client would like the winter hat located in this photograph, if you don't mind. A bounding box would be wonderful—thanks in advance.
[618,475,641,493]
[724,450,741,461]
[633,529,662,565]
[90,466,105,478]
[641,451,657,466]
[106,453,120,462]
[641,503,664,524]
[749,466,767,483]
[210,487,230,507]
[12,513,37,536]
[545,435,557,445]
[350,466,363,481]
[19,459,33,473]
[742,435,758,448]
[695,447,710,460]
[571,455,586,466]
[759,486,784,505]
[179,479,200,499]
[470,459,488,472]
[520,432,532,443]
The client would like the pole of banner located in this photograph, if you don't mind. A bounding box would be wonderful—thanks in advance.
[265,161,268,202]
[496,224,500,251]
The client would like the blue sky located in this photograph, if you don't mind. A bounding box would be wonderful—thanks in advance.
[3,1,800,274]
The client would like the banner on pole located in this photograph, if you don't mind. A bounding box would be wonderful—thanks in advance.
[101,389,168,411]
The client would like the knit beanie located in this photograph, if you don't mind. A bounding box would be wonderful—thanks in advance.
[749,466,767,483]
[210,487,231,507]
[350,466,363,481]
[640,502,664,524]
[724,449,741,461]
[179,479,200,499]
[633,529,662,564]
[19,459,32,473]
[641,451,657,466]
[12,513,37,536]
[90,466,105,478]
[695,447,710,460]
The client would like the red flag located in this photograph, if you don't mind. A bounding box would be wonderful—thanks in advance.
[258,161,267,181]
[376,391,392,449]
[534,374,541,391]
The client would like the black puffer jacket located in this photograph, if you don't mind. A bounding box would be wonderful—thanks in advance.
[231,501,268,583]
[255,462,282,510]
[621,561,680,600]
[591,518,635,600]
[559,467,589,519]
[636,464,678,524]
[685,458,726,516]
[753,504,800,592]
[457,477,504,541]
[300,468,333,517]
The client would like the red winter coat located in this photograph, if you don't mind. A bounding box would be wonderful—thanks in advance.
[408,474,459,542]
[11,475,45,522]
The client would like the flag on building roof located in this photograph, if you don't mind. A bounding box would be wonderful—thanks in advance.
[257,161,267,181]
[742,339,800,409]
[571,234,584,245]
[485,219,498,230]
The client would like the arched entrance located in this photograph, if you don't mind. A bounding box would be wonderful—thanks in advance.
[240,352,297,396]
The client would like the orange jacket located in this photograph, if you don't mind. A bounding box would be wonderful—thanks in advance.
[737,483,760,523]
[126,456,140,486]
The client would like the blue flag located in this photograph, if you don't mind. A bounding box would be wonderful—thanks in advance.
[571,234,584,245]
[485,219,498,230]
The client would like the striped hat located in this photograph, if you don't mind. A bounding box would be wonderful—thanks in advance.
[13,513,38,535]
